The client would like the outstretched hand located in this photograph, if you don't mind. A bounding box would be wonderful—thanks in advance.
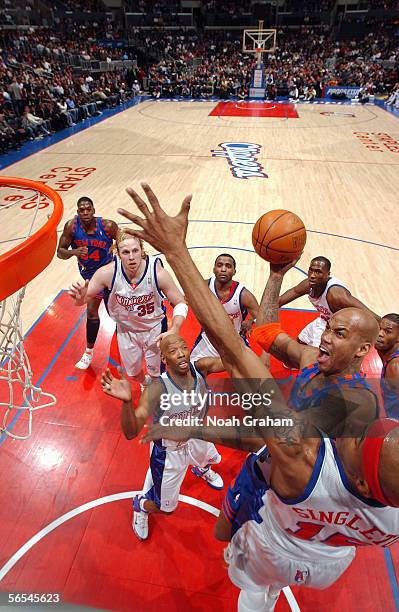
[68,279,89,305]
[270,256,301,277]
[101,368,132,402]
[117,182,192,257]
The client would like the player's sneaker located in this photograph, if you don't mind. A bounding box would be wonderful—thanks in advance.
[75,351,93,370]
[191,466,224,490]
[132,495,149,540]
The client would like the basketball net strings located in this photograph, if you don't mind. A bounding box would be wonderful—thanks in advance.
[0,288,56,440]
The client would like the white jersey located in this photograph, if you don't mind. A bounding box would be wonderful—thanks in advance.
[258,437,399,559]
[192,276,246,358]
[156,363,209,449]
[106,255,166,333]
[309,276,347,322]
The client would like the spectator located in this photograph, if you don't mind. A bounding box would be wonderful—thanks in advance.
[21,105,51,137]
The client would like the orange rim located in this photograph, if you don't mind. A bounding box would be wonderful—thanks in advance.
[0,177,64,301]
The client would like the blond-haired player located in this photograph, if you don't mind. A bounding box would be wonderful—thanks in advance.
[69,229,188,387]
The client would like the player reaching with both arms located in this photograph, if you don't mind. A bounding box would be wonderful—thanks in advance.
[57,196,118,369]
[117,183,399,612]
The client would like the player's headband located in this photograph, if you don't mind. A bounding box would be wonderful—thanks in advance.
[361,418,399,507]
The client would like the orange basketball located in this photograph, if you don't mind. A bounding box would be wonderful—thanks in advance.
[252,210,306,264]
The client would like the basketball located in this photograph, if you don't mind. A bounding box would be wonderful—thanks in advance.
[252,210,307,264]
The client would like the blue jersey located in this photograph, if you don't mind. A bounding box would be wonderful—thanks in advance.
[381,349,399,418]
[71,216,113,279]
[289,362,379,431]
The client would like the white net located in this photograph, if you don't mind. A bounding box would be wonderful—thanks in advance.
[0,288,56,439]
[0,183,58,440]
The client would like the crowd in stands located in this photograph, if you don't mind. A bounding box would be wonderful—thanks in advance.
[368,0,398,9]
[143,26,397,100]
[0,8,398,155]
[62,0,104,12]
[127,0,180,12]
[0,27,140,154]
[281,0,335,12]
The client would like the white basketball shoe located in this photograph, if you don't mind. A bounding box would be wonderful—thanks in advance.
[191,466,224,490]
[75,351,93,370]
[132,495,149,540]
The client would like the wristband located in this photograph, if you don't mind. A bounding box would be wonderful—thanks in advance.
[172,302,188,319]
[251,322,285,352]
[362,418,399,507]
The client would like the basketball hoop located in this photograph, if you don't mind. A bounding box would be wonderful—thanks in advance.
[242,22,276,56]
[0,176,63,439]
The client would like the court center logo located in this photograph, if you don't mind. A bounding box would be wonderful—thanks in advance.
[211,142,268,179]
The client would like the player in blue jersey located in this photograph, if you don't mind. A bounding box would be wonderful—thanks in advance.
[57,196,118,369]
[376,314,399,418]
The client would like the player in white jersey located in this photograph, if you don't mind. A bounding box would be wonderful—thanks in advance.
[101,333,224,540]
[278,256,379,349]
[69,229,188,387]
[386,85,399,109]
[219,422,399,612]
[191,253,262,361]
[117,183,399,611]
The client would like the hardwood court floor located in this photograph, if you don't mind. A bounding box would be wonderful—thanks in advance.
[0,99,399,611]
[1,99,398,330]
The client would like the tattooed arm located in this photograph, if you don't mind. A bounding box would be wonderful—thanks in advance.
[256,263,318,370]
[117,184,318,463]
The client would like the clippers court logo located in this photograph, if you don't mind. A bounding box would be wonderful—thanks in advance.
[211,142,268,179]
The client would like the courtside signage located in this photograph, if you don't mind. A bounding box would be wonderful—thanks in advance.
[211,142,268,179]
[323,86,361,99]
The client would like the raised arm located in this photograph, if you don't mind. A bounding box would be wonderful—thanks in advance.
[116,184,315,458]
[278,278,309,307]
[254,264,318,370]
[327,286,380,322]
[101,368,162,439]
[118,185,262,380]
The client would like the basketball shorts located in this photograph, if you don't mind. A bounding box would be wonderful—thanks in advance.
[191,332,220,360]
[298,316,327,348]
[225,506,355,592]
[222,448,269,538]
[116,318,166,377]
[191,332,250,361]
[143,438,221,512]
